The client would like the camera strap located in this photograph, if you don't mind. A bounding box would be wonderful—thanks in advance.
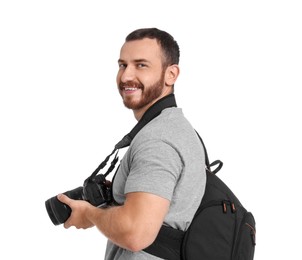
[87,94,177,181]
[115,93,177,149]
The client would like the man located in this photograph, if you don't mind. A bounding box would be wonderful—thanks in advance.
[58,28,206,260]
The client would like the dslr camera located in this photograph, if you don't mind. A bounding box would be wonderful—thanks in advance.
[45,149,119,225]
[45,174,113,225]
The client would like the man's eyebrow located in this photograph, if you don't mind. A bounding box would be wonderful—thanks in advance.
[117,58,150,63]
[133,59,149,63]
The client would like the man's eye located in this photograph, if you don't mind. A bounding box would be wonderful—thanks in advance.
[119,64,126,69]
[137,63,147,68]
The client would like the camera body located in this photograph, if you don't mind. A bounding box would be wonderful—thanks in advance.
[45,174,112,225]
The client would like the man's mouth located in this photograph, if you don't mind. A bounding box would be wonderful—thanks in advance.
[120,82,143,94]
[120,86,142,96]
[124,87,139,91]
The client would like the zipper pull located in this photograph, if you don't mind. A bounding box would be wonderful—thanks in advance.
[222,201,227,213]
[231,202,236,213]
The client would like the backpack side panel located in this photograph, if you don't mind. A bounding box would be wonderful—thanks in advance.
[232,210,256,260]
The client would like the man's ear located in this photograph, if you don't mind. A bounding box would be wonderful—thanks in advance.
[165,64,180,86]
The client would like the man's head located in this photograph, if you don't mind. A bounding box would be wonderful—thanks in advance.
[117,28,180,120]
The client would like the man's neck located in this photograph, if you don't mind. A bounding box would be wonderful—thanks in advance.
[133,93,176,121]
[133,91,174,121]
[133,103,153,121]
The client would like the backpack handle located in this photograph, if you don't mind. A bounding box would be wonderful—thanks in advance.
[195,130,223,175]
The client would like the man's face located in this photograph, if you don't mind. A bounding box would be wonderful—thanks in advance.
[117,38,167,111]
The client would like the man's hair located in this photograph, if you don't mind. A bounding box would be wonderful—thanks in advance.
[125,28,180,68]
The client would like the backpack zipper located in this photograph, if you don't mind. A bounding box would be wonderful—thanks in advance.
[245,222,256,246]
[197,200,237,215]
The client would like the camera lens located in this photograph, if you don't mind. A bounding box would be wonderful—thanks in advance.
[45,186,84,225]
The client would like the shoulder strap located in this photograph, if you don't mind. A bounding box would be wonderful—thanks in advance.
[115,93,177,149]
[87,94,177,181]
[195,131,223,174]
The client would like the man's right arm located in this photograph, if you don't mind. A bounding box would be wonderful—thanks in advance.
[58,190,170,252]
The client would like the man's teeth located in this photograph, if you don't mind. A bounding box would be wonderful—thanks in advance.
[125,87,138,91]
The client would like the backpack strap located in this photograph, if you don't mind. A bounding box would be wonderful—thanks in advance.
[195,130,223,174]
[143,131,223,260]
[143,225,185,260]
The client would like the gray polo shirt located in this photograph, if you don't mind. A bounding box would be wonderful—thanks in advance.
[105,107,206,260]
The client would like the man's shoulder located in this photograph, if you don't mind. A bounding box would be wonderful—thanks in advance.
[147,107,190,131]
[132,107,198,151]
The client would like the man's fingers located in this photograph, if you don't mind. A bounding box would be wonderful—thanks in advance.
[57,193,70,205]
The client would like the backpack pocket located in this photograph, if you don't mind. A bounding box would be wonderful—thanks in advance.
[232,211,256,260]
[182,200,237,260]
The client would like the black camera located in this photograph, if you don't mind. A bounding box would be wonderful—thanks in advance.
[45,174,113,225]
[45,148,120,226]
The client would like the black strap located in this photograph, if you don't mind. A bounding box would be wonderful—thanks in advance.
[88,94,177,182]
[195,130,223,174]
[115,93,177,149]
[143,225,184,260]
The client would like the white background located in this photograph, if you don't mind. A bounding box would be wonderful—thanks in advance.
[0,1,301,259]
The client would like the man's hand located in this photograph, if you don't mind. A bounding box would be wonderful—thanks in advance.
[57,194,94,229]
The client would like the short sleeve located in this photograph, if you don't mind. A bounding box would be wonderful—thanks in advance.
[124,139,183,201]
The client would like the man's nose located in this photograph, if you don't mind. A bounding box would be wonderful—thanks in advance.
[120,65,135,82]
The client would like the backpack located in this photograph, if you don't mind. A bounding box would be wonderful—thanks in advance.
[103,94,256,260]
[143,130,256,260]
[183,132,256,260]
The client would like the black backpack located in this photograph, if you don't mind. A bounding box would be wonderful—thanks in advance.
[144,130,256,260]
[184,132,256,260]
[110,94,256,260]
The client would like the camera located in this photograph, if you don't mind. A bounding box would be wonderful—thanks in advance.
[45,174,113,225]
[45,144,120,226]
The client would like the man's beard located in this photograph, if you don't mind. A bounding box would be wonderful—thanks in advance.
[118,73,165,110]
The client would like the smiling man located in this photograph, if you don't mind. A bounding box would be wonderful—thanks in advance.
[58,28,206,260]
[117,36,179,120]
